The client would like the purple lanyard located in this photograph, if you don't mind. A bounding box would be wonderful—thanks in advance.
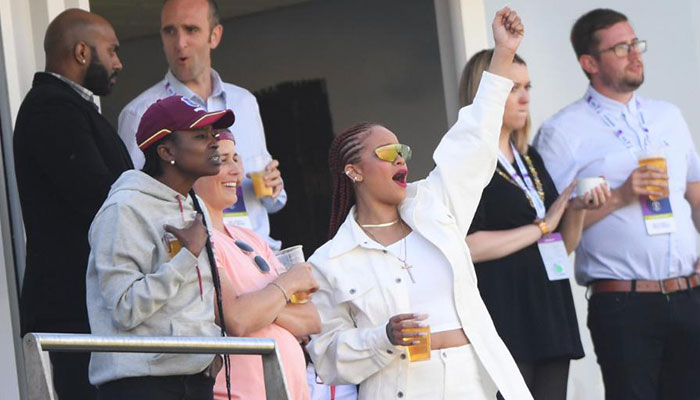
[497,142,546,219]
[586,94,651,154]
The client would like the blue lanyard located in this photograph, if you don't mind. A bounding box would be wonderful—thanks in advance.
[497,142,546,219]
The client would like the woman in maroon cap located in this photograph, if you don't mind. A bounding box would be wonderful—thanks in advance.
[86,95,235,400]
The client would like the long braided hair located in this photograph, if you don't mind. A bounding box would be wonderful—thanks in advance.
[328,122,379,238]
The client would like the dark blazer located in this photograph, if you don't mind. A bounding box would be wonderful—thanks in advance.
[14,73,133,334]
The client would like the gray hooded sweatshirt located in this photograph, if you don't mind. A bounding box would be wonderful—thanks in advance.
[86,170,220,386]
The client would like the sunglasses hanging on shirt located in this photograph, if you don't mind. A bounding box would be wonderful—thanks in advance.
[233,239,271,273]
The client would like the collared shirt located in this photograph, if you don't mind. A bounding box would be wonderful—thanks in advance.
[307,72,532,400]
[118,69,287,249]
[534,86,700,284]
[48,72,96,105]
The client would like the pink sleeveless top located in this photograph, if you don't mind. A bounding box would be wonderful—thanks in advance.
[213,225,309,400]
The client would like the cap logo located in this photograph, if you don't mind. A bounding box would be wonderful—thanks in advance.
[180,97,205,113]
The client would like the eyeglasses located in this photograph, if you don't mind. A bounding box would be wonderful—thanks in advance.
[374,144,412,163]
[596,40,647,58]
[234,240,270,273]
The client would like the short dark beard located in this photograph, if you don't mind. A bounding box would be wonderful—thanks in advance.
[600,71,644,94]
[83,46,115,96]
[619,73,644,92]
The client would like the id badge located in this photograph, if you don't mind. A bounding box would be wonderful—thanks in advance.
[537,232,572,281]
[222,186,253,229]
[640,197,675,235]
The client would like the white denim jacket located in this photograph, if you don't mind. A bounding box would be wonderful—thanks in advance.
[307,72,532,400]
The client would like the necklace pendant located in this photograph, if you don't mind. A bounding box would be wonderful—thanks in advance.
[402,262,416,283]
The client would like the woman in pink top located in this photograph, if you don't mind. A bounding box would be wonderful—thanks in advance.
[194,130,321,400]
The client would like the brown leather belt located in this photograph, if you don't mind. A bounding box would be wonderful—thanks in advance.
[590,274,700,296]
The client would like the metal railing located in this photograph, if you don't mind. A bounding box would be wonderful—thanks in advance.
[23,333,290,400]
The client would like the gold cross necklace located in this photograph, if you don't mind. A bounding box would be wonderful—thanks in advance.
[360,219,415,283]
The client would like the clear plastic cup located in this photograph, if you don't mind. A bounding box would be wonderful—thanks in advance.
[275,245,311,304]
[162,211,197,259]
[402,325,431,362]
[638,148,668,201]
[248,154,274,198]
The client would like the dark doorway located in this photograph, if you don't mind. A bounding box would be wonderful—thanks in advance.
[255,79,334,256]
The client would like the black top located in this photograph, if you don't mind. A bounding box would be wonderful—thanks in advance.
[468,146,583,363]
[14,73,133,334]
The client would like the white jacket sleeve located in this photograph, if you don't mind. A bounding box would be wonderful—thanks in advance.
[89,203,200,330]
[306,260,402,385]
[422,71,512,235]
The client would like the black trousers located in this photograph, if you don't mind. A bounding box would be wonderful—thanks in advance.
[97,373,214,400]
[588,288,700,400]
[497,358,570,400]
[49,352,97,400]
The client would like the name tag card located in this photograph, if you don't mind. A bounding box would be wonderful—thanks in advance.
[537,233,572,281]
[640,197,676,235]
[223,186,253,229]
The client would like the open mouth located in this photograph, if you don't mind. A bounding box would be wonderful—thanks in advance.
[210,154,221,165]
[392,169,408,187]
[222,181,237,189]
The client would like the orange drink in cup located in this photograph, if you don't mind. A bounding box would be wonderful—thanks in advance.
[249,155,274,198]
[162,211,197,259]
[638,150,669,201]
[402,325,431,362]
[275,245,311,304]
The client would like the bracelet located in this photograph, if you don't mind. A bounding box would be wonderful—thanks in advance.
[269,282,290,303]
[535,219,549,236]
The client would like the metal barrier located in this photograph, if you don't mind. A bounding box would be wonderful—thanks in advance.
[23,333,290,400]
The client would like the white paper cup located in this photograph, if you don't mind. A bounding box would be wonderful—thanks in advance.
[576,177,607,199]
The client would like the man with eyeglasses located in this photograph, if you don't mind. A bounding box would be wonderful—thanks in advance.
[534,8,700,400]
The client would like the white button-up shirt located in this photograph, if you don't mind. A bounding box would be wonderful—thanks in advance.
[307,72,532,400]
[534,86,700,284]
[118,70,287,249]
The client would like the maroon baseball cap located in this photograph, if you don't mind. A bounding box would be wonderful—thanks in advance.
[136,95,235,151]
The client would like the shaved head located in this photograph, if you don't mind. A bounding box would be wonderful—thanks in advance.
[43,9,122,95]
[44,9,107,60]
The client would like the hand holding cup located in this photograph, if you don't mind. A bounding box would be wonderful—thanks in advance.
[164,213,208,257]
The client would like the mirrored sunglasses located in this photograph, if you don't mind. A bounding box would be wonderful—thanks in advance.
[234,240,270,273]
[374,143,412,163]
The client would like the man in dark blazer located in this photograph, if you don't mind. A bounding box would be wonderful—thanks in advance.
[13,9,131,399]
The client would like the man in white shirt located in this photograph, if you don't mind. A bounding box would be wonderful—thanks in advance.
[534,8,700,400]
[118,0,286,249]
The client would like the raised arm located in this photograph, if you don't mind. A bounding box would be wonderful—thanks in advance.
[423,8,522,234]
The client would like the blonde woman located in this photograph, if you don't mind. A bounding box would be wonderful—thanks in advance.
[461,50,609,398]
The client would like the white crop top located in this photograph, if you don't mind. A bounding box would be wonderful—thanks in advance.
[385,231,462,333]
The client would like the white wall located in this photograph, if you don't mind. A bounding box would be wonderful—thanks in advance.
[480,2,700,399]
[102,0,449,179]
[482,0,700,144]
